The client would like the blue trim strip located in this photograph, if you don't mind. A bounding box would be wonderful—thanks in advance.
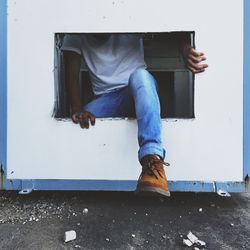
[4,179,22,190]
[2,179,249,192]
[0,1,7,172]
[244,0,250,178]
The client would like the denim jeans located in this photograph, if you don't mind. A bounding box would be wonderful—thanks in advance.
[84,68,166,161]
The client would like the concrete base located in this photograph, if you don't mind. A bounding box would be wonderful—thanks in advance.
[0,191,249,249]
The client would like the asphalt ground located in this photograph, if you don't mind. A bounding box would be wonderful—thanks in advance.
[0,191,249,250]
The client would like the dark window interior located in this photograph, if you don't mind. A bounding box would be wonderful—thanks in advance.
[53,32,194,119]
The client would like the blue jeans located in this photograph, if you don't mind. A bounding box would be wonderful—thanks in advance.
[84,68,166,161]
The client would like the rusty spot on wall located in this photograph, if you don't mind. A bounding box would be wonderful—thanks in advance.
[244,174,250,192]
[0,164,4,190]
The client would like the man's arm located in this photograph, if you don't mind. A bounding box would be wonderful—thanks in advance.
[64,51,95,129]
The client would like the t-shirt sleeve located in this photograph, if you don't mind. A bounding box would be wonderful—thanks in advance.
[60,35,82,55]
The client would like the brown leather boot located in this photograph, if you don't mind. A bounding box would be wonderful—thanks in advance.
[135,155,170,197]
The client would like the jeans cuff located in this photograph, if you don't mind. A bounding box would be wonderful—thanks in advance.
[138,143,166,162]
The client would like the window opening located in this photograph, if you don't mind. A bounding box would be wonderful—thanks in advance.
[53,32,195,119]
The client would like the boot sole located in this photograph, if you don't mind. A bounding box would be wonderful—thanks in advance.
[135,186,170,198]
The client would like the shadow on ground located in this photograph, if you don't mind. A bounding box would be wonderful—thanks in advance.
[0,191,249,250]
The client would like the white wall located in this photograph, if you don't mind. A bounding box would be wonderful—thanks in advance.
[7,0,243,181]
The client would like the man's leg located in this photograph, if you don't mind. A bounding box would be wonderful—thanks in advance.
[128,68,165,161]
[84,70,169,197]
[128,68,170,197]
[83,87,134,118]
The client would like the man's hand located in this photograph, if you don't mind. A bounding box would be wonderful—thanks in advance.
[71,111,96,129]
[182,45,208,74]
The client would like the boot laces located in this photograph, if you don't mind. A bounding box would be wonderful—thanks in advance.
[141,159,170,179]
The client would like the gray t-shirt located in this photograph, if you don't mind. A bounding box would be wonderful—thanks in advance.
[61,34,146,95]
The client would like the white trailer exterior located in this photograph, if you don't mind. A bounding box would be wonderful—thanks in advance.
[0,0,249,192]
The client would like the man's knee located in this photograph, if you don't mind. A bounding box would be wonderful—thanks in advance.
[129,68,150,83]
[128,68,157,91]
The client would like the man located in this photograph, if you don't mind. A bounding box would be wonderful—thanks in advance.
[61,34,207,197]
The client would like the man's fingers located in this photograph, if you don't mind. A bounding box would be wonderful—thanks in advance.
[187,59,208,71]
[81,114,90,129]
[201,63,208,69]
[188,63,208,73]
[188,66,205,73]
[188,54,207,64]
[72,112,95,129]
[187,58,202,69]
[89,114,96,126]
[187,59,207,73]
[190,48,204,57]
[72,113,80,124]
